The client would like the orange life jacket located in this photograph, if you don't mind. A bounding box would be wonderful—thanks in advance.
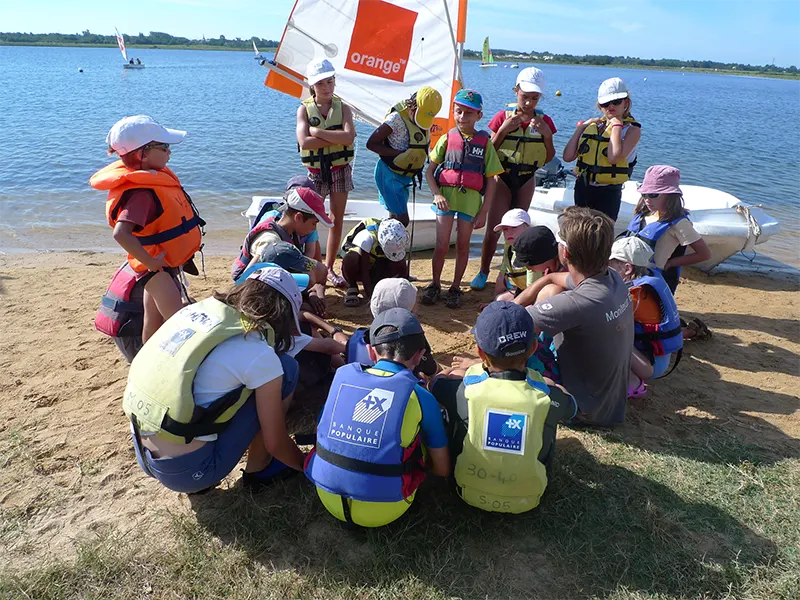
[90,161,204,273]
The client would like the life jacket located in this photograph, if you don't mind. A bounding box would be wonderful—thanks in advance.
[630,270,683,357]
[380,101,430,177]
[503,244,528,290]
[341,218,385,263]
[299,97,355,180]
[496,107,548,174]
[345,328,373,365]
[95,262,143,338]
[434,128,490,193]
[454,364,552,514]
[231,219,302,281]
[90,161,204,274]
[621,212,689,278]
[575,116,640,185]
[305,363,426,504]
[123,298,269,444]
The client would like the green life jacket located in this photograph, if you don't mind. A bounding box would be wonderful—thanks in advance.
[454,364,552,514]
[123,297,272,444]
[496,106,548,174]
[381,101,430,177]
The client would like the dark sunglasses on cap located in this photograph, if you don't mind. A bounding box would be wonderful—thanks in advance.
[599,98,625,108]
[143,142,170,151]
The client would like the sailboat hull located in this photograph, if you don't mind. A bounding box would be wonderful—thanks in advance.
[479,64,498,68]
[123,64,145,69]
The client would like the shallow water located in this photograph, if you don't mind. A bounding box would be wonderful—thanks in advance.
[1,45,798,267]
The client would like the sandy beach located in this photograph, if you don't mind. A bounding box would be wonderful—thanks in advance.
[1,251,798,594]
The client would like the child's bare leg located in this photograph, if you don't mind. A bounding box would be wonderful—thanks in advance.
[536,283,565,303]
[325,191,348,272]
[631,348,654,381]
[479,177,511,275]
[495,290,516,302]
[452,218,473,288]
[432,215,455,286]
[142,272,184,342]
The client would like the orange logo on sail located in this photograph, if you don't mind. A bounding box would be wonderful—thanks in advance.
[345,0,417,82]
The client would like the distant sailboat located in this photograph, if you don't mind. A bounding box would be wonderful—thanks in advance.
[252,39,267,65]
[479,36,497,68]
[117,28,144,69]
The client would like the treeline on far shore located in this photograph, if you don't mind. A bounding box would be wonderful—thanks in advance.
[462,48,798,76]
[0,30,277,50]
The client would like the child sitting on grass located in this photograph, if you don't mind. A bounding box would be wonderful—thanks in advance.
[431,302,575,513]
[422,89,504,309]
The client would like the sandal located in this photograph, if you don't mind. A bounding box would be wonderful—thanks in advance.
[444,287,463,309]
[628,378,648,399]
[686,317,712,341]
[327,271,347,289]
[344,287,361,307]
[421,282,441,305]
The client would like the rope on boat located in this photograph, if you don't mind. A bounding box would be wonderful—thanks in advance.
[736,204,763,262]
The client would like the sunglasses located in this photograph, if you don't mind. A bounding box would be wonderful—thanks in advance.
[642,193,661,199]
[144,142,170,151]
[599,98,625,108]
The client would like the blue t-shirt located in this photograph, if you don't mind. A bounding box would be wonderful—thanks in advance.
[372,360,448,449]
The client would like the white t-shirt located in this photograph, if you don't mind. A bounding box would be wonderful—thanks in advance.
[384,111,410,151]
[287,333,313,357]
[351,229,375,253]
[644,214,702,269]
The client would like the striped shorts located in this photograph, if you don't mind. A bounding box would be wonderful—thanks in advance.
[309,164,355,198]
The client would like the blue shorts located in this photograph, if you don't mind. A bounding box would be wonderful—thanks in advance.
[431,205,474,222]
[651,354,671,379]
[375,160,412,216]
[132,353,299,493]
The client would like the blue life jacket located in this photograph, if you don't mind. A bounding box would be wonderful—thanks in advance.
[305,363,425,503]
[622,213,689,278]
[631,270,683,357]
[345,328,373,366]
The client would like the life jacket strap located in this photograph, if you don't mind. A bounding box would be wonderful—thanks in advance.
[440,160,484,174]
[155,387,251,443]
[503,134,544,143]
[101,294,144,314]
[137,215,204,246]
[575,160,635,178]
[300,149,355,164]
[634,325,682,341]
[314,442,423,477]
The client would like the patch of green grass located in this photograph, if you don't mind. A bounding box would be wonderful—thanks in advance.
[1,431,798,599]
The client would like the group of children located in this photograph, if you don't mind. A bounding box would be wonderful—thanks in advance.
[89,59,716,528]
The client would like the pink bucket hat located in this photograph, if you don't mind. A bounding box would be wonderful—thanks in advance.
[637,165,682,195]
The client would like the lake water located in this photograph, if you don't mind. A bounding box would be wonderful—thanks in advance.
[1,45,798,267]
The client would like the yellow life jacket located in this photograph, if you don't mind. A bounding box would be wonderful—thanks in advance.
[123,298,272,444]
[495,106,548,174]
[381,101,430,177]
[454,364,552,514]
[300,97,355,171]
[502,243,528,290]
[575,115,641,185]
[341,218,385,263]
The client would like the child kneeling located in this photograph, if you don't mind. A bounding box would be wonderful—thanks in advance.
[432,302,575,513]
[305,308,450,527]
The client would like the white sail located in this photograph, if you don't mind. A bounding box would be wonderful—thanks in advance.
[264,0,467,144]
[252,39,260,56]
[115,27,128,63]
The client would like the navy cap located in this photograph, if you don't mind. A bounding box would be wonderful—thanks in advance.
[512,226,558,268]
[258,241,317,275]
[474,301,534,358]
[284,175,317,195]
[369,307,424,346]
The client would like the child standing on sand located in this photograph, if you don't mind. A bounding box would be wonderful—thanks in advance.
[563,77,641,222]
[472,67,557,290]
[422,89,504,309]
[90,115,204,344]
[296,59,356,288]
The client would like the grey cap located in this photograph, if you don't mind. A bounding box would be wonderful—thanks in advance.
[369,307,424,346]
[258,241,317,274]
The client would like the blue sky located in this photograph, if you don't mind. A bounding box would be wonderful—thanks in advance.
[1,0,798,66]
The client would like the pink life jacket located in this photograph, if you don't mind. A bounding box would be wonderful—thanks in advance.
[434,128,490,193]
[95,262,143,338]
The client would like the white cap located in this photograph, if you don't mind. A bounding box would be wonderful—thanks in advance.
[106,115,186,156]
[493,208,531,232]
[246,266,304,333]
[307,59,336,86]
[377,219,409,262]
[610,237,654,267]
[370,278,418,318]
[516,67,546,94]
[597,77,629,104]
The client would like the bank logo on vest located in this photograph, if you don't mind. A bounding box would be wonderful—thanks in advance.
[328,384,396,449]
[345,0,417,83]
[483,409,527,455]
[159,328,195,356]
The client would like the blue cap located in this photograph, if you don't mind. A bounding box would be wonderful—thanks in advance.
[474,301,534,358]
[369,307,424,346]
[454,88,483,111]
[234,261,310,290]
[258,242,317,275]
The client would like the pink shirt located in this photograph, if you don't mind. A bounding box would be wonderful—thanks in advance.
[488,110,557,136]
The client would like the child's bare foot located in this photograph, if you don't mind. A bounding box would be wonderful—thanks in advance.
[451,355,480,370]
